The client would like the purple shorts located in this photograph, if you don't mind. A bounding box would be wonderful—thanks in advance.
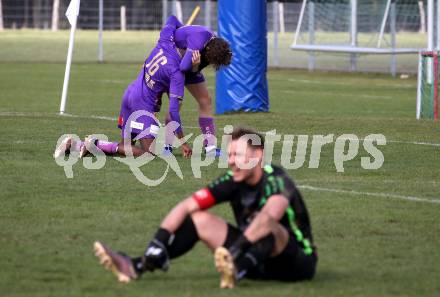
[185,72,205,85]
[118,84,161,140]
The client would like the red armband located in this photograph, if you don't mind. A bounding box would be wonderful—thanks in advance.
[192,188,216,210]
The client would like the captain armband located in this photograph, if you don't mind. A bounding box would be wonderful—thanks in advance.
[192,188,216,210]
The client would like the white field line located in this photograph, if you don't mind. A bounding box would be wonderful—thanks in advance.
[386,140,440,147]
[2,111,438,204]
[298,184,440,205]
[282,89,392,100]
[61,113,118,122]
[99,79,127,84]
[1,111,440,147]
[0,140,48,144]
[287,78,415,89]
[0,111,202,130]
[61,113,202,130]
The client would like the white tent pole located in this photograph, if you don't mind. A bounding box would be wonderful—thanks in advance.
[428,0,434,51]
[293,0,307,46]
[308,1,315,70]
[205,0,211,28]
[0,0,3,31]
[120,6,126,31]
[427,0,434,84]
[390,0,397,76]
[273,1,279,67]
[416,53,422,119]
[437,0,439,50]
[176,1,182,22]
[377,0,392,48]
[350,0,358,71]
[98,0,103,62]
[162,0,168,25]
[51,0,59,31]
[279,2,285,33]
[171,0,176,16]
[418,1,426,33]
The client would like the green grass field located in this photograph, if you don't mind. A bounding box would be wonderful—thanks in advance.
[1,30,439,297]
[0,29,426,72]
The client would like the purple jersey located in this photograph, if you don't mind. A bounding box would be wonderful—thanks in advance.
[118,16,186,138]
[136,16,185,111]
[174,25,214,72]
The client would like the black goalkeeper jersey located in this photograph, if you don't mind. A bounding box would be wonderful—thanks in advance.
[207,164,315,255]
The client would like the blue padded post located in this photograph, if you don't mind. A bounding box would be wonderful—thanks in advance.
[216,0,269,114]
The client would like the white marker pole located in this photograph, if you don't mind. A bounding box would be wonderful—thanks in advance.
[437,0,439,51]
[98,0,103,62]
[427,0,434,84]
[60,0,80,115]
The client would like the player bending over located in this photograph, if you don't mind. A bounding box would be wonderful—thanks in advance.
[54,16,193,159]
[93,127,317,288]
[163,17,232,156]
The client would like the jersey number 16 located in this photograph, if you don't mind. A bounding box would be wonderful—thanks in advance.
[145,49,168,76]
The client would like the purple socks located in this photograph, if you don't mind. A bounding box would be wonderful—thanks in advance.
[96,140,119,154]
[164,115,217,149]
[198,117,216,150]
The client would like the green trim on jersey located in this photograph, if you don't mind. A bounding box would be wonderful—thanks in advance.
[259,175,285,207]
[264,164,274,174]
[286,206,313,255]
[209,171,232,187]
[258,168,313,256]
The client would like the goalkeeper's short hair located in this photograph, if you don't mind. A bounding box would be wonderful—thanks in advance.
[229,127,265,150]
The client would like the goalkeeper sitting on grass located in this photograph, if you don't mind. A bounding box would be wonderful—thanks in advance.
[93,127,317,288]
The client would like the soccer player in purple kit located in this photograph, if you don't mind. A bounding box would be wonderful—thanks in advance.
[163,20,232,156]
[54,15,193,159]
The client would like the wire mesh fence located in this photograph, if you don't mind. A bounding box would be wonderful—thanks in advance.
[277,0,430,74]
[0,0,434,74]
[1,0,214,30]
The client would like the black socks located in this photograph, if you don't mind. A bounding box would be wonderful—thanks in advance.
[135,216,199,274]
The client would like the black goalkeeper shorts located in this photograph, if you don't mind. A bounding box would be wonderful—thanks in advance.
[223,223,317,282]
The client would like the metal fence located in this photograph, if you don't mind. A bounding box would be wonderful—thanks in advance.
[0,0,435,74]
[1,0,213,30]
[1,1,429,32]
